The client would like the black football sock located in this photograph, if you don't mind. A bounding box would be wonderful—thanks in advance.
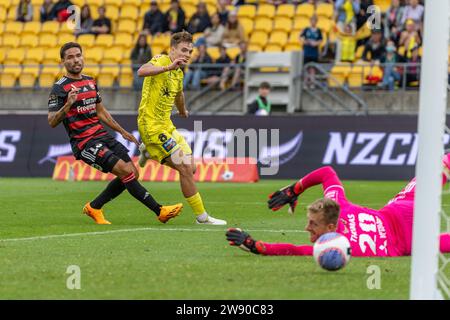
[121,172,161,215]
[90,177,126,209]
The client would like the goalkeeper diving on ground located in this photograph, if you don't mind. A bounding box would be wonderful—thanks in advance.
[226,160,450,257]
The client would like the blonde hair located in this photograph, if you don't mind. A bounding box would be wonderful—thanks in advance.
[307,198,340,225]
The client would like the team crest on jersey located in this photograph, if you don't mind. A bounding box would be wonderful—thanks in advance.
[159,134,168,142]
[88,82,96,90]
[162,138,177,152]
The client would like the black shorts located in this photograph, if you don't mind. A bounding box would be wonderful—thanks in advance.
[77,137,131,173]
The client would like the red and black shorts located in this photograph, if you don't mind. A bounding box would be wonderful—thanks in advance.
[77,137,131,173]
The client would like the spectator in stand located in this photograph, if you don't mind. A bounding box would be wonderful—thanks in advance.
[143,1,165,36]
[335,23,358,62]
[40,0,54,22]
[248,82,272,116]
[379,40,402,91]
[334,0,360,35]
[355,0,373,30]
[50,0,73,22]
[207,46,231,85]
[91,6,112,35]
[16,0,33,22]
[222,11,246,48]
[164,0,186,34]
[75,5,94,36]
[220,41,247,90]
[216,0,230,26]
[131,34,153,91]
[199,13,225,47]
[399,19,421,59]
[362,29,385,62]
[184,44,214,90]
[384,0,405,45]
[404,44,420,87]
[187,2,212,34]
[301,15,323,89]
[401,0,424,26]
[266,0,288,5]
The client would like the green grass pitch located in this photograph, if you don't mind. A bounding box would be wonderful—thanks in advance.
[0,178,448,299]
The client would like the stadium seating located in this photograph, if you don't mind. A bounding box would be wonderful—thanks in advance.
[0,0,374,90]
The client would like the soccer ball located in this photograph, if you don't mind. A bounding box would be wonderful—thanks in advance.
[313,232,351,271]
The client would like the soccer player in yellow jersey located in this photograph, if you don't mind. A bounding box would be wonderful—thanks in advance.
[136,31,226,225]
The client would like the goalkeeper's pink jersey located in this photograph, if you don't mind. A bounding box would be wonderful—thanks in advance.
[324,185,399,257]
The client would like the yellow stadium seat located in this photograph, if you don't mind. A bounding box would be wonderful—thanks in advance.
[328,64,351,87]
[2,34,20,48]
[7,6,17,21]
[249,31,268,48]
[70,0,85,6]
[0,48,7,64]
[123,0,140,5]
[117,19,137,34]
[39,34,58,48]
[121,5,139,20]
[98,66,120,87]
[151,44,166,56]
[316,3,334,19]
[42,48,61,65]
[20,34,39,48]
[83,66,100,79]
[268,31,288,47]
[288,31,301,45]
[2,66,22,78]
[248,44,263,52]
[115,33,134,49]
[206,3,216,16]
[22,21,41,35]
[0,22,4,34]
[273,17,292,33]
[239,17,253,37]
[237,5,256,19]
[59,23,75,36]
[19,67,40,88]
[183,3,197,20]
[118,68,134,88]
[355,45,365,59]
[58,34,76,46]
[152,34,171,47]
[1,70,20,88]
[104,0,122,8]
[0,6,7,21]
[265,44,282,52]
[96,34,115,48]
[373,0,391,13]
[77,34,96,48]
[32,5,40,21]
[4,21,23,35]
[276,4,295,19]
[257,4,275,19]
[40,21,61,36]
[4,48,25,65]
[39,66,62,87]
[23,47,44,65]
[207,47,220,61]
[317,18,333,34]
[293,16,310,33]
[285,43,302,52]
[103,48,124,64]
[296,3,315,19]
[102,5,119,21]
[254,17,273,33]
[363,65,383,85]
[226,47,241,60]
[347,65,366,87]
[85,50,104,64]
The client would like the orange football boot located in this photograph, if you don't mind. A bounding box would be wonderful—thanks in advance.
[82,203,111,225]
[158,203,183,223]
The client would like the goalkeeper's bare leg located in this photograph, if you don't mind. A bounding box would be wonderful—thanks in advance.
[165,149,226,225]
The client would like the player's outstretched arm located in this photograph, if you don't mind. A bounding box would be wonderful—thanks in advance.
[226,228,262,254]
[96,102,139,146]
[138,58,187,77]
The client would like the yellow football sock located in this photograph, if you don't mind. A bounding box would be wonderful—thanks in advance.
[186,192,206,216]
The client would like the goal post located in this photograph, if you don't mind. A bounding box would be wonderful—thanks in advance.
[410,0,450,300]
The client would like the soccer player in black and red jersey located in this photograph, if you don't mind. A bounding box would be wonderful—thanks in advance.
[48,42,183,225]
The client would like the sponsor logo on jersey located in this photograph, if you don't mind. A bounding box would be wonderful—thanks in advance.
[162,138,177,152]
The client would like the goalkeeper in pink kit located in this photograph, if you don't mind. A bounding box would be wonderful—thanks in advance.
[226,158,450,257]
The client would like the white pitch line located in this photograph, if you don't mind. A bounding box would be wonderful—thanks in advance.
[0,227,306,243]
